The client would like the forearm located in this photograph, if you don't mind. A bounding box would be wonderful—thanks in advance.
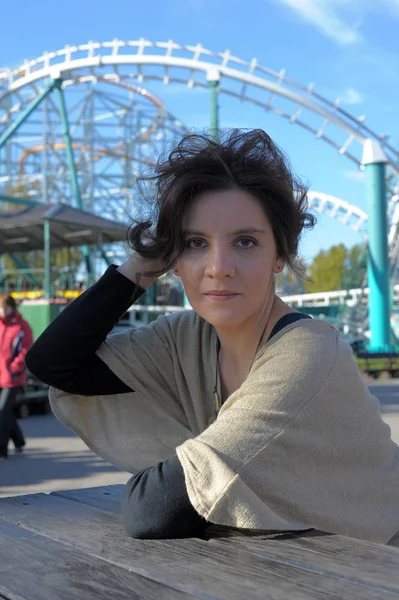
[122,455,209,539]
[25,265,146,391]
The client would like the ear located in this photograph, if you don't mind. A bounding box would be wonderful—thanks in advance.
[273,259,285,274]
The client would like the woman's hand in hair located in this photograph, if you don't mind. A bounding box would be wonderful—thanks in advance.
[117,253,168,289]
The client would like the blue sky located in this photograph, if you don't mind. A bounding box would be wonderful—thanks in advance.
[1,0,398,264]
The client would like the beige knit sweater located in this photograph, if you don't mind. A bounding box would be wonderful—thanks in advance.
[49,311,399,545]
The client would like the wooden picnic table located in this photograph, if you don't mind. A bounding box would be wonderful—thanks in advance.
[0,484,398,599]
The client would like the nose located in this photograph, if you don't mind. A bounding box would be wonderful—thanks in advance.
[204,244,235,278]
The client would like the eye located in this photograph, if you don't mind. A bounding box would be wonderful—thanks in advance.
[236,237,257,248]
[185,237,257,249]
[185,238,205,249]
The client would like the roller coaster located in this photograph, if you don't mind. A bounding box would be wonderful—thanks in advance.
[0,39,398,335]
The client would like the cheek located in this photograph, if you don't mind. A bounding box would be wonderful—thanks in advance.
[177,257,199,279]
[179,271,197,293]
[243,256,274,275]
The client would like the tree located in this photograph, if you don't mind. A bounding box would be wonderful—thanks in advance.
[304,243,366,294]
[3,248,83,271]
[2,248,83,290]
[0,181,32,214]
[345,243,368,289]
[275,258,307,295]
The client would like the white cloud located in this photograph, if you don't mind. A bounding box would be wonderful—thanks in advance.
[341,88,364,105]
[273,0,399,46]
[344,170,365,183]
[275,0,361,45]
[387,0,399,13]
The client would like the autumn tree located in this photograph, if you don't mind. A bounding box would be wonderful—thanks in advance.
[2,248,84,291]
[304,243,367,293]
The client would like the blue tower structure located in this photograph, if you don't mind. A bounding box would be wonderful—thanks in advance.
[362,139,392,352]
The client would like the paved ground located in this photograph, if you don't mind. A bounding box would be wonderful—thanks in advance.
[1,379,399,498]
[0,414,131,497]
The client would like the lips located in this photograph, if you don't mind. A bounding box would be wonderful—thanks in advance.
[205,292,238,296]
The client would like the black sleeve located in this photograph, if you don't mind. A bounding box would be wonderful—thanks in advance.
[122,455,209,539]
[25,265,147,396]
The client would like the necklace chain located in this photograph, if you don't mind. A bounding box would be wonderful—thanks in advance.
[213,320,269,416]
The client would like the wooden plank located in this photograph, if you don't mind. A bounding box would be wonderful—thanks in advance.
[0,493,397,600]
[52,488,399,593]
[52,484,124,514]
[207,528,399,595]
[0,519,206,600]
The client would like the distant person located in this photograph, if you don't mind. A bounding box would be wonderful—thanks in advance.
[0,294,33,460]
[27,129,399,546]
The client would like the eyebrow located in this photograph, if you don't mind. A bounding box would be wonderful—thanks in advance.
[183,228,266,236]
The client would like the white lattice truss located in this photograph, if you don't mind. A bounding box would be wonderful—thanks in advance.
[1,39,398,168]
[1,39,398,273]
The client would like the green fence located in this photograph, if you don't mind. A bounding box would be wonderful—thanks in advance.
[19,302,65,341]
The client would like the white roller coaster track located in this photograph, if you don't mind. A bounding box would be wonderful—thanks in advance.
[1,39,399,280]
[307,191,399,281]
[0,39,398,174]
[2,39,397,263]
[307,191,368,235]
[0,72,189,221]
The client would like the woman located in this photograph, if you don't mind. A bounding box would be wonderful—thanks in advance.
[0,294,33,459]
[26,130,399,545]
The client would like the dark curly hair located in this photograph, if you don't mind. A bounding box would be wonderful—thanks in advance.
[127,129,316,283]
[0,293,17,311]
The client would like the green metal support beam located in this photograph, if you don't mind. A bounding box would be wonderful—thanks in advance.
[0,78,91,282]
[362,139,391,351]
[8,254,40,287]
[0,79,58,149]
[100,248,111,266]
[207,68,220,143]
[97,231,110,272]
[43,220,51,300]
[54,81,92,275]
[53,81,82,211]
[0,194,42,207]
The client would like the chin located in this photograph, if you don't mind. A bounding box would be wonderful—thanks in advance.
[192,302,245,328]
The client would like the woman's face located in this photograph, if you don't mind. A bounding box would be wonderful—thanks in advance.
[175,189,284,328]
[0,305,13,319]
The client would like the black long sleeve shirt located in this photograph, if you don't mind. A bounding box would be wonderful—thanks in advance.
[26,266,140,396]
[25,266,209,538]
[26,266,310,539]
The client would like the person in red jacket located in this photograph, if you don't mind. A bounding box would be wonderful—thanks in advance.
[0,293,33,459]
